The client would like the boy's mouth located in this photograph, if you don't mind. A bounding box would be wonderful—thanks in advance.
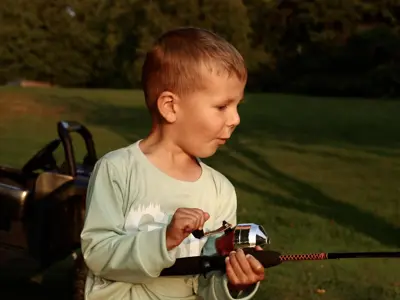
[217,138,228,145]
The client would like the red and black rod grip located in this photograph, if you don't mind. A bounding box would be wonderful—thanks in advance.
[159,249,282,277]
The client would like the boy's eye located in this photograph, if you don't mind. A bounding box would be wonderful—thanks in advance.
[217,105,228,111]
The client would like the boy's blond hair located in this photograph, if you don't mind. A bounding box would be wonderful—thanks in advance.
[141,27,247,113]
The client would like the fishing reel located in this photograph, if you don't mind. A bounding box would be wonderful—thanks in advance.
[160,221,400,277]
[192,221,270,256]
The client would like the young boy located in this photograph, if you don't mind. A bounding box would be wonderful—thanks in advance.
[80,27,266,300]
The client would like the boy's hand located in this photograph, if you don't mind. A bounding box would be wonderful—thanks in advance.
[166,208,210,250]
[226,246,265,292]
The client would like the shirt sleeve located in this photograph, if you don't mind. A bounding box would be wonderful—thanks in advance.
[80,157,176,283]
[195,177,261,299]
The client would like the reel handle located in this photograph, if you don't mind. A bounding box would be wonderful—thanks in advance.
[192,229,205,239]
[192,221,233,239]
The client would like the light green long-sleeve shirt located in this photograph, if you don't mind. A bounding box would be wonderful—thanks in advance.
[80,140,260,300]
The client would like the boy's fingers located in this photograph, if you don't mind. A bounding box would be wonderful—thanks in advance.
[185,210,203,230]
[177,209,202,230]
[235,249,254,277]
[195,209,206,229]
[192,208,209,229]
[246,254,265,276]
[225,257,240,285]
[191,209,205,230]
[179,208,207,230]
[182,217,200,233]
[229,251,247,282]
[177,208,199,220]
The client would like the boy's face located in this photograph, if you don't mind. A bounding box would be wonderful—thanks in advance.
[174,70,245,158]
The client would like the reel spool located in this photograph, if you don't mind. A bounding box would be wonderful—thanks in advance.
[192,221,270,256]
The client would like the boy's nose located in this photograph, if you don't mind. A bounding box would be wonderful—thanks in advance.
[227,110,240,127]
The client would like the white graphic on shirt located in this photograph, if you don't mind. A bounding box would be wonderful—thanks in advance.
[125,203,169,230]
[124,203,205,258]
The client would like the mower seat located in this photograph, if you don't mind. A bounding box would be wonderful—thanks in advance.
[0,182,30,229]
[0,182,32,250]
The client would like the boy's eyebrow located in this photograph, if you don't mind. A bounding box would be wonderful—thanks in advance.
[225,96,245,104]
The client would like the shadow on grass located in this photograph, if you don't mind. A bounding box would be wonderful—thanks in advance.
[55,96,400,248]
[60,96,151,142]
[217,139,400,249]
[276,144,400,162]
[237,96,400,150]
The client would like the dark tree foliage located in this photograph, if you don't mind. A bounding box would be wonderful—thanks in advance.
[2,0,400,97]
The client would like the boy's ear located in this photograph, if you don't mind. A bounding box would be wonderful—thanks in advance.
[157,91,179,123]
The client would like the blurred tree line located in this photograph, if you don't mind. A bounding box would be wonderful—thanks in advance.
[1,0,400,98]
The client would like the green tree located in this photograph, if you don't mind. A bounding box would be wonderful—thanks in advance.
[0,0,105,86]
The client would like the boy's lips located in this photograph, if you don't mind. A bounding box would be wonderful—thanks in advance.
[217,138,229,144]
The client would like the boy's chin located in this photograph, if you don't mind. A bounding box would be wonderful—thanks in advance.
[193,145,221,159]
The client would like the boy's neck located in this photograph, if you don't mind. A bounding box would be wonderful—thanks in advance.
[139,127,202,182]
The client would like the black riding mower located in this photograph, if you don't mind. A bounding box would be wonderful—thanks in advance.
[0,120,97,298]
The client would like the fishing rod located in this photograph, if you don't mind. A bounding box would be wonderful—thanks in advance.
[160,222,400,276]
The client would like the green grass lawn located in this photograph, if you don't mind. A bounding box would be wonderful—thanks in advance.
[0,87,400,300]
